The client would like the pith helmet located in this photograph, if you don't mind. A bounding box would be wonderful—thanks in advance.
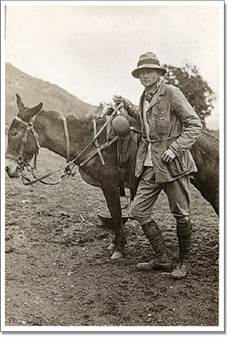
[131,52,167,78]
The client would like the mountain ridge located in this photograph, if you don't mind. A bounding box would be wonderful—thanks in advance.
[5,63,97,126]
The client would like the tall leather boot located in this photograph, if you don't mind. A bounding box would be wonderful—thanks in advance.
[137,220,173,271]
[170,220,192,280]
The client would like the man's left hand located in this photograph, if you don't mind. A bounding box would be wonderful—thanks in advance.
[161,149,176,163]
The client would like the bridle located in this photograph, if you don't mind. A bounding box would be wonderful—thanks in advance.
[6,104,124,188]
[6,115,41,170]
[5,111,76,187]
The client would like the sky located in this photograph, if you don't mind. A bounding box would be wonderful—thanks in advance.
[3,1,223,129]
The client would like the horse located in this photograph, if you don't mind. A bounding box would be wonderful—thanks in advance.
[5,95,219,260]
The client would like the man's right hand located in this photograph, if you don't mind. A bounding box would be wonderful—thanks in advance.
[112,94,123,105]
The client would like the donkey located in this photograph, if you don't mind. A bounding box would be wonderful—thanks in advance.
[5,95,219,259]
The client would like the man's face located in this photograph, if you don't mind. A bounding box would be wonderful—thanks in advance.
[139,68,160,88]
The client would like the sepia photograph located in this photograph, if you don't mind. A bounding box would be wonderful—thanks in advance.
[1,0,224,332]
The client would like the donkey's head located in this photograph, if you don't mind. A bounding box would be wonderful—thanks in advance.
[5,94,43,178]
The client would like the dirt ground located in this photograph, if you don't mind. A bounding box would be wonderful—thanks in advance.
[4,148,220,328]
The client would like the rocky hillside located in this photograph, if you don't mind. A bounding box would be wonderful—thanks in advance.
[5,63,97,126]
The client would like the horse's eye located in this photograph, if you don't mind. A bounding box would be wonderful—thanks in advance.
[10,130,18,137]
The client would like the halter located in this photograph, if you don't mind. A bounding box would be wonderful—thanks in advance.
[5,111,76,187]
[5,115,41,169]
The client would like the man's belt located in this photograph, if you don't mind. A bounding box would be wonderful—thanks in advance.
[141,133,181,145]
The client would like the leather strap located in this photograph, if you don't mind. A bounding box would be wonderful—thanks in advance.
[93,119,105,165]
[14,116,29,127]
[62,116,70,162]
[79,136,118,167]
[13,116,41,169]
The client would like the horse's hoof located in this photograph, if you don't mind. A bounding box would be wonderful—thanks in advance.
[111,251,125,260]
[107,243,116,251]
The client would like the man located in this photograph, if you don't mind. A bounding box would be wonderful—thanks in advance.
[113,52,202,279]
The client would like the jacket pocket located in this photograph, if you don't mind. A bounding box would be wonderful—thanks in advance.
[166,151,187,177]
[153,109,170,134]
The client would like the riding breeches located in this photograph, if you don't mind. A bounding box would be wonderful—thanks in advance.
[130,167,191,225]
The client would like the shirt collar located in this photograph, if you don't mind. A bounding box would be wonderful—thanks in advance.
[144,77,164,102]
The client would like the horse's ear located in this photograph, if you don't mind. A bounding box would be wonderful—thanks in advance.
[30,102,43,117]
[23,102,43,121]
[16,94,43,121]
[16,94,25,111]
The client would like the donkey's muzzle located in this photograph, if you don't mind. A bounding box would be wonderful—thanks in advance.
[5,158,22,178]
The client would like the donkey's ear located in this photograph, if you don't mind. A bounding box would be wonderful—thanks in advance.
[30,102,43,117]
[23,102,43,121]
[16,94,25,111]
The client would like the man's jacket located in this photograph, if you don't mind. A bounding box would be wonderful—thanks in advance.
[123,81,203,183]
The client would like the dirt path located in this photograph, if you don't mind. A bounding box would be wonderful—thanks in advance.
[5,149,219,327]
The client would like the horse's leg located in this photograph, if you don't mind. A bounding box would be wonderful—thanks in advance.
[190,175,219,216]
[107,242,116,251]
[101,182,126,259]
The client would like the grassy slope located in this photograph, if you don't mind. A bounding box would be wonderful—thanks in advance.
[5,63,97,126]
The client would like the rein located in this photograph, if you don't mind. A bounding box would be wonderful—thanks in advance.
[7,104,123,187]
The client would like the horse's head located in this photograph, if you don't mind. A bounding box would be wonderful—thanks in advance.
[5,94,43,178]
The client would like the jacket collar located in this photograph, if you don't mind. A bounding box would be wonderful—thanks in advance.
[147,81,166,109]
[140,80,166,110]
